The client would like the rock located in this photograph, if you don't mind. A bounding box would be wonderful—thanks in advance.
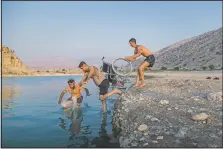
[151,117,159,122]
[145,114,152,120]
[160,100,169,105]
[138,124,148,132]
[140,137,145,141]
[131,142,138,147]
[152,140,158,144]
[187,109,193,113]
[143,132,149,136]
[143,143,148,147]
[191,113,209,121]
[207,92,222,101]
[122,138,130,147]
[175,107,179,110]
[175,127,188,138]
[157,136,163,140]
[167,108,172,111]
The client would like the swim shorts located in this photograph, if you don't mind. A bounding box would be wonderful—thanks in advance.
[76,96,83,104]
[99,79,110,95]
[144,54,155,67]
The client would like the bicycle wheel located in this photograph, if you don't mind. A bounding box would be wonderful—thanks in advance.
[112,58,133,76]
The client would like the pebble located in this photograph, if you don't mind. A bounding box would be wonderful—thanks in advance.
[122,138,130,147]
[131,142,138,147]
[159,100,169,105]
[191,113,209,121]
[187,109,193,113]
[145,114,152,120]
[167,108,172,111]
[143,132,149,136]
[152,140,158,144]
[140,137,145,141]
[151,117,159,122]
[138,124,148,132]
[157,136,163,140]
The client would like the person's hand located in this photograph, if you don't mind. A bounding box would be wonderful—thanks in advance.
[83,81,88,84]
[125,56,131,61]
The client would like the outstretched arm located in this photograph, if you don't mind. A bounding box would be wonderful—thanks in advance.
[78,73,88,86]
[80,86,91,96]
[125,47,142,62]
[58,89,67,104]
[83,67,95,84]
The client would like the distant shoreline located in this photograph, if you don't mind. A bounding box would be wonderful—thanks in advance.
[1,73,83,78]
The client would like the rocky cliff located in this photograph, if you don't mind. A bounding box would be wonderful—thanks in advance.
[153,27,222,70]
[1,45,31,75]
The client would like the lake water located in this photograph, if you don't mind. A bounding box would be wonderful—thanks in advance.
[2,76,121,148]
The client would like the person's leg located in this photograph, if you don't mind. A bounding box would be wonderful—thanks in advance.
[100,99,107,113]
[99,80,121,112]
[133,70,140,87]
[99,89,121,101]
[138,61,150,87]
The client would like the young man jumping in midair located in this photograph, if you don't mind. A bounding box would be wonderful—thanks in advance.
[125,38,155,88]
[78,61,121,112]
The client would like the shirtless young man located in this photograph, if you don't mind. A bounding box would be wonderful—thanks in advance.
[58,79,90,109]
[125,38,155,88]
[78,61,121,112]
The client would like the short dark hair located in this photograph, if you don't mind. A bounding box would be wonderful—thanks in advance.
[67,79,75,84]
[129,38,136,43]
[78,61,87,68]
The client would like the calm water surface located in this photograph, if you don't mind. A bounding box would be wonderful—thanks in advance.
[2,76,120,147]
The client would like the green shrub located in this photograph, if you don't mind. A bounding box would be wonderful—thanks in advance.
[62,69,66,71]
[174,67,179,71]
[46,71,49,73]
[202,66,207,70]
[161,67,167,70]
[209,65,215,70]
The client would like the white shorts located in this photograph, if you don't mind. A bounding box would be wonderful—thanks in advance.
[61,96,81,109]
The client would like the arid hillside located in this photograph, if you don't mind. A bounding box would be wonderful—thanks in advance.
[153,27,222,70]
[1,45,31,76]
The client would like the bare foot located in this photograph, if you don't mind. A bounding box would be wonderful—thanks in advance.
[139,83,146,88]
[133,83,140,87]
[114,89,122,95]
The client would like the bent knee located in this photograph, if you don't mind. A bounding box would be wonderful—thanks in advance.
[138,67,144,71]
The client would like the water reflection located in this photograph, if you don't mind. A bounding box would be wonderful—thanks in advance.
[2,85,21,118]
[59,109,119,148]
[59,107,83,135]
[91,112,119,148]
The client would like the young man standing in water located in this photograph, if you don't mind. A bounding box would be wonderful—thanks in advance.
[58,79,90,109]
[78,61,121,112]
[125,38,155,88]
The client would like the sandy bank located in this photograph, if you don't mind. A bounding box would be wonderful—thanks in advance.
[112,75,222,147]
[131,70,222,80]
[1,73,83,78]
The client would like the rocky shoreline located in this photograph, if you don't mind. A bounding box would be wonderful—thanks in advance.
[112,76,222,147]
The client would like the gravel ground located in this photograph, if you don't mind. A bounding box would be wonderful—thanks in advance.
[112,77,222,147]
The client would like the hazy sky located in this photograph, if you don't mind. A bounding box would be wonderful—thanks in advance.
[2,1,222,67]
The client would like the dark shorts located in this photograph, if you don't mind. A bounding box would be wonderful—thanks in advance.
[99,79,110,95]
[144,54,155,67]
[77,96,83,104]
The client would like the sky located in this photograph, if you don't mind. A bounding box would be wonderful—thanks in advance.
[2,1,222,68]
